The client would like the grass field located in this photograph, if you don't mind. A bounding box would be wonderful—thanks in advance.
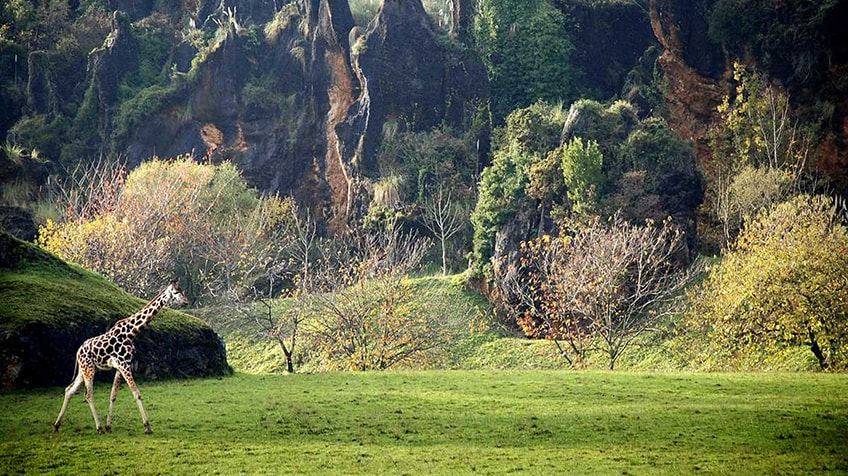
[1,371,846,474]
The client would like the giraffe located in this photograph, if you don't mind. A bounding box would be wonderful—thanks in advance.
[52,282,188,435]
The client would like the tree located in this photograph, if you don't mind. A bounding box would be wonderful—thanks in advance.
[251,292,305,374]
[422,187,466,275]
[689,195,848,370]
[288,207,319,293]
[306,218,457,371]
[716,165,793,242]
[709,63,814,245]
[506,215,701,369]
[471,102,566,273]
[310,276,450,371]
[38,156,295,301]
[560,137,603,218]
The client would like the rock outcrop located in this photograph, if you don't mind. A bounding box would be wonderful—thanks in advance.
[111,0,489,232]
[0,232,230,391]
[648,0,848,191]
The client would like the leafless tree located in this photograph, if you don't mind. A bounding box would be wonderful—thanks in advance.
[289,207,319,292]
[508,215,704,369]
[54,155,128,222]
[309,271,466,371]
[305,217,448,370]
[251,292,305,373]
[422,188,466,275]
[493,239,590,367]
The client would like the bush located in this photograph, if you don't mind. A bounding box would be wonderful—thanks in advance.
[689,195,848,371]
[708,0,839,83]
[38,156,295,301]
[470,99,701,274]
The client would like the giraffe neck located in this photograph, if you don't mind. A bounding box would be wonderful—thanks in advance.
[125,289,169,338]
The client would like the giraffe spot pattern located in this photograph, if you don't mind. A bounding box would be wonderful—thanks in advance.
[53,283,188,433]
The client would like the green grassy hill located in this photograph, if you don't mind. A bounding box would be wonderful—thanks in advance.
[0,232,230,390]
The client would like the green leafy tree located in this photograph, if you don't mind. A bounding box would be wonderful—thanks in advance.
[709,63,815,245]
[471,102,566,272]
[690,195,848,370]
[561,137,603,218]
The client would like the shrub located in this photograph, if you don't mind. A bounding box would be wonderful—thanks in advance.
[689,195,848,371]
[38,156,295,301]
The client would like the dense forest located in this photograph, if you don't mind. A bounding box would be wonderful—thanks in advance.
[2,0,848,379]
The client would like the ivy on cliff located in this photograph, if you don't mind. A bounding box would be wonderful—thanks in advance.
[473,0,577,122]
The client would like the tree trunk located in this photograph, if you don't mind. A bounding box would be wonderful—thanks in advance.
[285,351,294,374]
[809,331,828,371]
[441,236,448,275]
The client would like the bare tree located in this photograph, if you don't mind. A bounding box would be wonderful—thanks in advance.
[252,293,305,374]
[422,188,466,275]
[493,239,591,367]
[289,207,319,292]
[306,217,444,370]
[512,215,704,369]
[54,155,128,222]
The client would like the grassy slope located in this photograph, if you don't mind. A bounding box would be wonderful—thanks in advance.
[0,232,228,388]
[0,232,204,335]
[1,371,846,474]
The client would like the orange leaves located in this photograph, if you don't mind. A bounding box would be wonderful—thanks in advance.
[500,213,700,369]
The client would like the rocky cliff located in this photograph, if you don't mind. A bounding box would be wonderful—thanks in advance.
[648,0,848,191]
[102,0,490,232]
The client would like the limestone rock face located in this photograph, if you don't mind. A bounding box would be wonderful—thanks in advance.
[113,0,489,231]
[349,0,490,173]
[648,0,848,191]
[566,1,658,100]
[648,0,728,169]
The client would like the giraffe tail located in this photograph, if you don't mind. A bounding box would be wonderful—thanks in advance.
[68,357,80,385]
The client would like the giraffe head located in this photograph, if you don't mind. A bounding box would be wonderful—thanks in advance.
[163,282,189,307]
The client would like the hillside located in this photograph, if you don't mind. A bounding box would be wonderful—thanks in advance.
[2,0,847,374]
[0,232,230,391]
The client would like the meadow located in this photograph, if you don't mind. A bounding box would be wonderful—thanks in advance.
[1,371,846,474]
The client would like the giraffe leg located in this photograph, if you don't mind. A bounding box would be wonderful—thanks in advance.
[117,366,152,434]
[82,367,104,435]
[105,372,122,433]
[53,369,84,432]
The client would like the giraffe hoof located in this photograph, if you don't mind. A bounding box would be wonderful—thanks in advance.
[52,425,60,433]
[144,427,153,435]
[97,427,105,435]
[104,425,112,433]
